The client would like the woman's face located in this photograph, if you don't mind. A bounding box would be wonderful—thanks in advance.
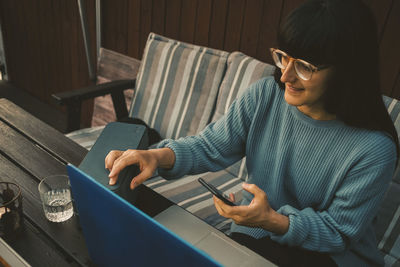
[280,59,335,120]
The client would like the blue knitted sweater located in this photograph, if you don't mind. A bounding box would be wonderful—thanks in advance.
[157,77,396,266]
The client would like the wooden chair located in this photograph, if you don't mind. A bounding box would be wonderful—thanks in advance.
[52,48,140,132]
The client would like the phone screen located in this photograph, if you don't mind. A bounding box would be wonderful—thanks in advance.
[198,177,236,206]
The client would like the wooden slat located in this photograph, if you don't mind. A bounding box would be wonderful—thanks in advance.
[208,0,228,50]
[363,0,393,42]
[0,99,87,166]
[152,0,166,36]
[139,0,152,59]
[239,0,264,58]
[97,48,140,81]
[6,217,76,267]
[179,0,198,43]
[194,0,212,47]
[256,0,283,63]
[379,0,400,96]
[127,0,141,59]
[165,0,181,39]
[0,154,90,266]
[224,0,246,52]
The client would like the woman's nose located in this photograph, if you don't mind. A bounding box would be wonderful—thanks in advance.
[280,61,297,83]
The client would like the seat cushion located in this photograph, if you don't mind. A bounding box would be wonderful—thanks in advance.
[375,181,400,267]
[129,33,228,139]
[211,51,275,122]
[144,169,243,234]
[211,52,275,180]
[66,126,105,150]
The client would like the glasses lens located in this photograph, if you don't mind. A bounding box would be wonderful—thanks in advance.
[272,50,286,69]
[294,61,312,80]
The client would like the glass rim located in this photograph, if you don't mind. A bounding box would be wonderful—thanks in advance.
[0,182,22,207]
[38,174,70,193]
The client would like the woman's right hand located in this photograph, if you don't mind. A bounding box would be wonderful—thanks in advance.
[105,148,175,190]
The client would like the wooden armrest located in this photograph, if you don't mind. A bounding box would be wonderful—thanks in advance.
[52,79,136,132]
[52,79,135,105]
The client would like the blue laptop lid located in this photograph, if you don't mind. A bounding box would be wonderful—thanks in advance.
[67,164,221,267]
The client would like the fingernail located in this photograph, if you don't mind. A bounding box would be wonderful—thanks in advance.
[130,180,137,190]
[109,178,114,185]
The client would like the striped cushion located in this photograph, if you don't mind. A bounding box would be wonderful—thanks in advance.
[129,33,228,139]
[379,95,400,266]
[212,52,275,180]
[144,169,244,234]
[211,52,275,122]
[383,95,400,184]
[375,182,400,266]
[66,126,105,150]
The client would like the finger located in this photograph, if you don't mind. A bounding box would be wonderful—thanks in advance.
[242,183,264,197]
[105,150,122,170]
[213,196,227,217]
[130,168,154,190]
[229,193,235,202]
[108,153,139,185]
[214,196,234,214]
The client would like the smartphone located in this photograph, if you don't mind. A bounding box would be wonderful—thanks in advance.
[198,177,236,206]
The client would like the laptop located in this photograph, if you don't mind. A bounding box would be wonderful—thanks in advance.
[68,122,275,266]
[67,164,220,267]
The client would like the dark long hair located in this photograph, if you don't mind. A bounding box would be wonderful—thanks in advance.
[274,0,399,158]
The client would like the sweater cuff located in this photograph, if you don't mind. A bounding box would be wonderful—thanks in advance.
[270,205,308,246]
[156,139,193,179]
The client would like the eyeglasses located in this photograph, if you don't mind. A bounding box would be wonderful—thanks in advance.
[270,48,329,81]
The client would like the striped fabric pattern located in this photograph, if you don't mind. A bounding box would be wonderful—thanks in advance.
[144,169,243,233]
[377,95,400,266]
[129,33,228,139]
[211,52,275,181]
[66,126,105,150]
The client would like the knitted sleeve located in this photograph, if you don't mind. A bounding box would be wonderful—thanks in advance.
[156,78,269,179]
[270,151,396,252]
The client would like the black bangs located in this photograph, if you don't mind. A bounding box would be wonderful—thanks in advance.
[278,0,345,67]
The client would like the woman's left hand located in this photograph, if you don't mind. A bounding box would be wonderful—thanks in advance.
[213,183,289,235]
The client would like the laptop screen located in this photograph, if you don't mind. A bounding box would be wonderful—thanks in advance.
[67,164,221,267]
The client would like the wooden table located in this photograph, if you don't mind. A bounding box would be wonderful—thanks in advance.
[0,98,91,266]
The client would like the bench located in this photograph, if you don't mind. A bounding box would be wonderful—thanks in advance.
[55,33,400,266]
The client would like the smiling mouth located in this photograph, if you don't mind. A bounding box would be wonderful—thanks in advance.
[286,84,304,93]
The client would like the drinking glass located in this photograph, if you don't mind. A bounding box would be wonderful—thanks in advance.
[38,175,73,223]
[0,182,23,239]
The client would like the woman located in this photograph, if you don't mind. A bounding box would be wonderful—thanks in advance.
[105,0,399,266]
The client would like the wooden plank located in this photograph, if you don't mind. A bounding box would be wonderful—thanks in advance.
[194,0,212,47]
[165,0,181,39]
[208,0,229,50]
[101,0,117,51]
[239,0,264,58]
[363,0,393,42]
[6,217,77,267]
[139,0,153,59]
[223,0,246,52]
[152,0,166,36]
[379,0,400,96]
[0,121,67,178]
[97,48,141,81]
[0,99,87,166]
[179,0,198,43]
[256,0,283,63]
[0,154,90,266]
[127,0,141,59]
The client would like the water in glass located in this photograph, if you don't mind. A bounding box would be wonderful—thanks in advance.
[42,188,73,222]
